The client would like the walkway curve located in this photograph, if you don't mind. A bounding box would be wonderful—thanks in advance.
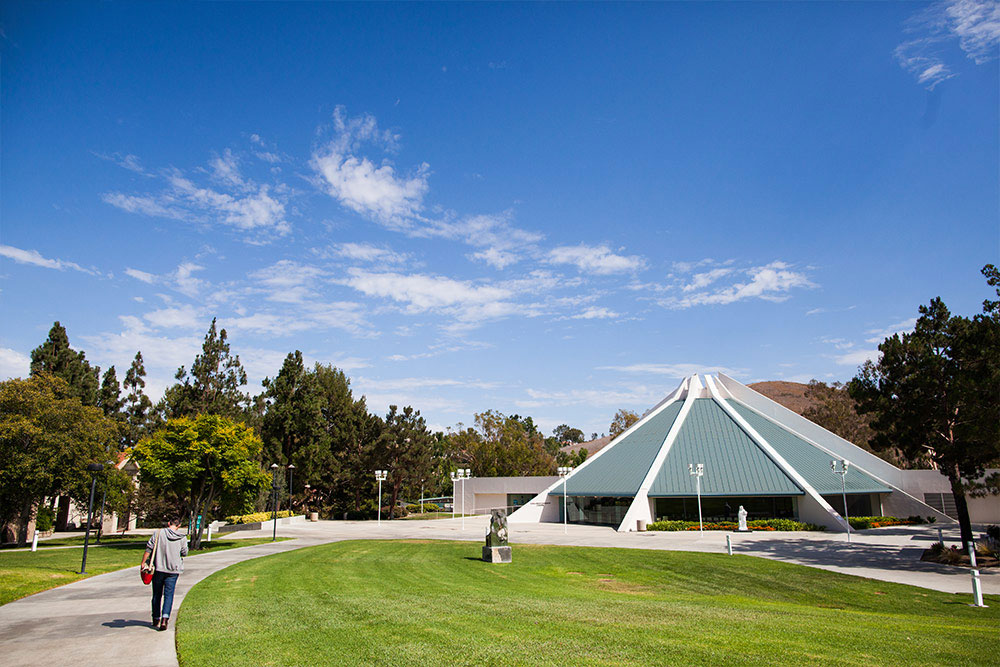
[0,518,996,667]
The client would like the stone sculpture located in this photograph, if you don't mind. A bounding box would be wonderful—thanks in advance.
[737,505,750,532]
[482,508,512,563]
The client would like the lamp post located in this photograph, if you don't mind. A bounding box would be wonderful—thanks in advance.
[270,463,279,542]
[80,462,104,574]
[450,471,458,520]
[457,468,471,530]
[287,464,295,514]
[304,484,311,516]
[558,466,573,534]
[831,459,852,544]
[688,463,704,533]
[420,478,425,514]
[375,470,387,525]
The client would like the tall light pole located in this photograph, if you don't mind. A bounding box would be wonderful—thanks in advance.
[831,459,852,544]
[270,463,279,542]
[287,464,295,514]
[688,463,705,533]
[304,483,311,516]
[96,460,112,544]
[459,468,471,530]
[558,466,573,534]
[450,471,458,520]
[80,463,104,574]
[375,470,387,526]
[420,478,425,514]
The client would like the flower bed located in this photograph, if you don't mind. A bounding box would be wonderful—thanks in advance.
[225,510,296,524]
[848,516,924,530]
[647,519,823,532]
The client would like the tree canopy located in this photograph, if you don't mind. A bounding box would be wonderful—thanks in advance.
[161,318,249,421]
[609,409,640,438]
[29,321,100,406]
[132,414,267,549]
[848,265,1000,548]
[446,410,556,477]
[0,374,119,545]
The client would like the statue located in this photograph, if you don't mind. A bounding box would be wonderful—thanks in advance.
[737,505,750,532]
[482,509,512,563]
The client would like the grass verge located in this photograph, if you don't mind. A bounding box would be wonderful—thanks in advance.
[178,540,999,666]
[0,536,289,605]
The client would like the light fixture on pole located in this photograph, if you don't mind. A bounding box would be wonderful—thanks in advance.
[270,463,279,542]
[688,463,705,533]
[458,468,472,530]
[375,470,387,526]
[450,471,458,520]
[287,464,295,513]
[80,462,104,574]
[831,459,852,544]
[304,484,311,516]
[558,466,573,534]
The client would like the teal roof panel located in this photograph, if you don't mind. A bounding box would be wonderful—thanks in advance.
[565,402,683,497]
[649,399,802,497]
[727,400,892,495]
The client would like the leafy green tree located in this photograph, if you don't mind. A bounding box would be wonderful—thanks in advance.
[29,321,99,406]
[161,318,249,421]
[380,405,434,518]
[98,366,124,420]
[0,374,118,545]
[609,409,639,438]
[133,414,268,549]
[848,266,1000,549]
[446,410,555,477]
[123,351,153,448]
[553,424,585,445]
[557,447,589,468]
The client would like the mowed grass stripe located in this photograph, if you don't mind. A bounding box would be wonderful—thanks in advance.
[177,540,998,666]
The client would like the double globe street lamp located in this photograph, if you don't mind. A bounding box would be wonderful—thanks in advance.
[558,466,574,534]
[450,469,472,530]
[375,470,388,526]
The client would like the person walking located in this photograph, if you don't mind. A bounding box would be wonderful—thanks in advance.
[140,515,188,631]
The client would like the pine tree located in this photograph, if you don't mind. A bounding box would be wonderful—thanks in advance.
[29,322,100,406]
[98,366,124,418]
[123,351,153,448]
[162,318,249,420]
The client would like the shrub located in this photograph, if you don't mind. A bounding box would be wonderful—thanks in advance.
[423,502,440,512]
[225,510,295,524]
[928,541,964,564]
[35,506,55,532]
[848,516,920,530]
[406,504,419,513]
[647,518,822,532]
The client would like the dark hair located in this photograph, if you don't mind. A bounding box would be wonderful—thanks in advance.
[166,516,183,527]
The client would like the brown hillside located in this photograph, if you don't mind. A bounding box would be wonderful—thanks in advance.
[747,381,814,415]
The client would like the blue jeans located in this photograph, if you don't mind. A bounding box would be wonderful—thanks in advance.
[151,572,179,620]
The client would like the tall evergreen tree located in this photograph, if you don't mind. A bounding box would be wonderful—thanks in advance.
[29,321,100,406]
[161,318,249,420]
[380,405,434,518]
[123,351,153,448]
[98,366,124,418]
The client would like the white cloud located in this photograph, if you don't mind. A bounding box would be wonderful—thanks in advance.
[681,268,735,292]
[895,0,1000,89]
[209,149,245,188]
[835,349,880,367]
[864,317,917,344]
[249,260,327,303]
[572,306,619,320]
[0,347,30,380]
[343,269,516,322]
[144,304,204,330]
[660,261,814,309]
[321,242,410,266]
[0,244,97,275]
[94,151,147,174]
[125,267,157,284]
[548,244,647,275]
[311,107,427,225]
[173,263,207,298]
[597,363,744,377]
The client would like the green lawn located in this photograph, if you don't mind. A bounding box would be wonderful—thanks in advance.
[1,533,155,549]
[178,540,998,666]
[399,511,467,520]
[0,536,288,605]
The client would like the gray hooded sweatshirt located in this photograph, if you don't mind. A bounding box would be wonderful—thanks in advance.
[145,527,189,574]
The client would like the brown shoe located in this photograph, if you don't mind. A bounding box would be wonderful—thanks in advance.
[157,618,168,631]
[151,617,159,629]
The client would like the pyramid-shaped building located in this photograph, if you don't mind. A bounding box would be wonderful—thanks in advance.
[509,374,950,532]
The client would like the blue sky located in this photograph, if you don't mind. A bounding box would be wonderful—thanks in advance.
[2,2,997,436]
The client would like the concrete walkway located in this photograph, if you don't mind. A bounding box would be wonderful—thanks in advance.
[0,519,995,666]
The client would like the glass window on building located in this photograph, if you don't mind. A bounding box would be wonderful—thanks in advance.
[560,496,633,526]
[653,496,796,522]
[821,494,873,518]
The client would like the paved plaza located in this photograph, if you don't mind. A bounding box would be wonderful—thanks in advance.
[1,519,996,667]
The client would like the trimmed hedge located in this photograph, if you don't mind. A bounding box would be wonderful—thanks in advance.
[225,510,296,524]
[405,502,441,513]
[647,518,824,532]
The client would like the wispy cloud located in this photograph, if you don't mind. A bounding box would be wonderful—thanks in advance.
[94,151,147,174]
[102,150,290,241]
[864,317,917,343]
[572,306,619,320]
[0,347,30,380]
[249,260,327,304]
[659,261,814,309]
[597,363,744,377]
[125,267,157,284]
[0,244,99,275]
[895,0,1000,89]
[318,242,411,266]
[547,244,646,275]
